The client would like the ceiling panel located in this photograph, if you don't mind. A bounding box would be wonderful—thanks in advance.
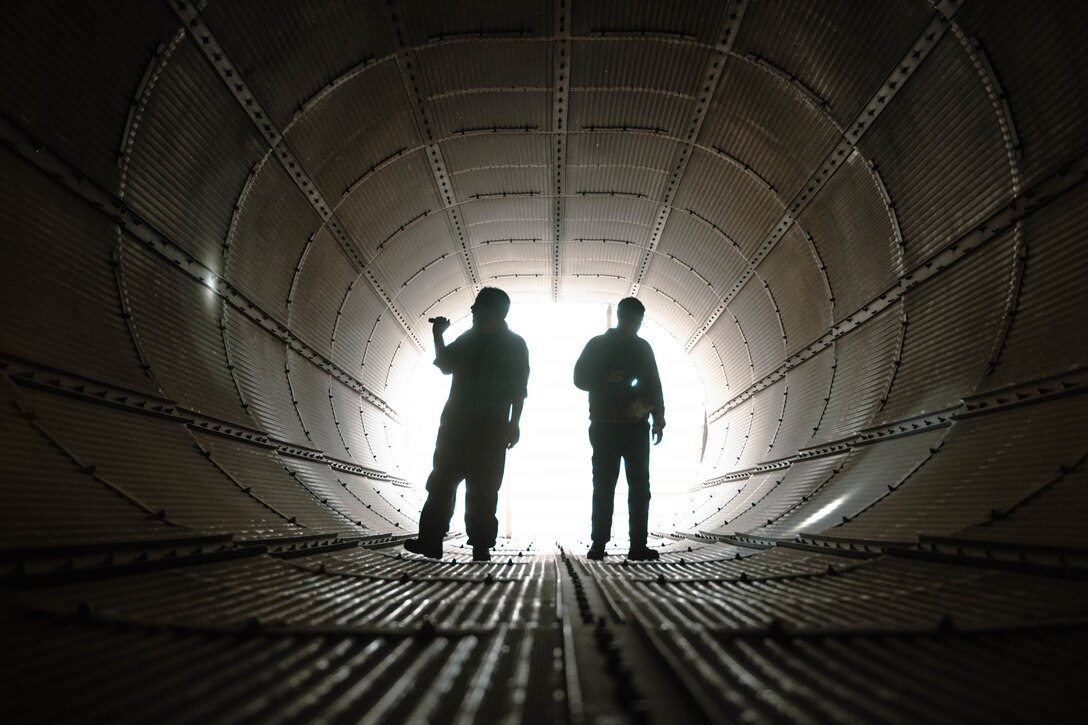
[757,226,833,356]
[563,195,656,242]
[568,88,692,137]
[655,209,748,295]
[461,197,551,243]
[415,40,550,95]
[370,213,457,290]
[560,239,641,278]
[429,89,551,138]
[571,39,710,93]
[398,0,552,44]
[571,0,725,44]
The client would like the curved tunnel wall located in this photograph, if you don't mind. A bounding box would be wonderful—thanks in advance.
[2,0,1087,552]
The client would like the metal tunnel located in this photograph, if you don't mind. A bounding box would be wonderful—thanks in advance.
[2,1,1086,722]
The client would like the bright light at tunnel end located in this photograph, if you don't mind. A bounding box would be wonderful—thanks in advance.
[403,302,708,542]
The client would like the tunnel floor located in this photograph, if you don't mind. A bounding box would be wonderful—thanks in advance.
[4,534,1087,723]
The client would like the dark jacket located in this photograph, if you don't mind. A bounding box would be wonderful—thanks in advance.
[435,323,529,422]
[574,328,664,425]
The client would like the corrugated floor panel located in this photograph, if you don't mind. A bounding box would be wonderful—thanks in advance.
[734,0,933,126]
[289,227,358,358]
[122,35,268,273]
[121,239,254,426]
[878,232,1017,423]
[224,308,308,444]
[812,305,902,443]
[797,150,902,322]
[20,387,297,539]
[839,395,1088,540]
[858,31,1013,268]
[0,0,178,189]
[0,381,177,547]
[191,431,358,537]
[955,452,1088,549]
[724,454,848,536]
[0,151,156,394]
[223,154,319,324]
[760,427,947,539]
[286,349,352,462]
[988,185,1088,387]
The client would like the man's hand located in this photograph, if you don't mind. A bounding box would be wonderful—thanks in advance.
[652,422,664,445]
[505,421,521,449]
[431,316,451,336]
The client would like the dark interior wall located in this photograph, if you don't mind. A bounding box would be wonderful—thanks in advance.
[1,0,1086,554]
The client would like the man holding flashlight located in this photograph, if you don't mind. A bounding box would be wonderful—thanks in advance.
[404,287,529,562]
[574,297,665,561]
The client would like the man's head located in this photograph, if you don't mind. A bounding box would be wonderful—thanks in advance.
[616,297,645,336]
[471,287,511,332]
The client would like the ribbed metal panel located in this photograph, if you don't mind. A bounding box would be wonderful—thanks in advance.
[672,148,783,257]
[696,417,728,481]
[360,406,398,472]
[734,380,787,470]
[0,152,153,393]
[560,274,631,304]
[121,239,253,426]
[337,149,444,259]
[638,287,700,345]
[701,472,781,532]
[696,314,754,409]
[989,186,1088,387]
[22,388,296,538]
[774,347,836,456]
[568,161,667,200]
[840,395,1088,540]
[812,304,902,443]
[560,239,642,278]
[202,0,396,129]
[191,431,357,537]
[688,337,730,412]
[289,228,358,357]
[728,277,785,380]
[728,454,847,535]
[957,2,1088,187]
[735,0,932,125]
[361,314,405,397]
[224,155,319,324]
[961,463,1087,549]
[443,132,551,171]
[859,33,1013,268]
[569,90,692,137]
[757,225,831,355]
[0,1,178,189]
[761,427,946,539]
[797,150,901,322]
[339,472,415,532]
[460,197,550,247]
[285,61,418,204]
[568,131,677,175]
[640,253,721,338]
[0,383,175,547]
[879,232,1017,423]
[507,275,556,304]
[474,240,552,282]
[400,0,552,43]
[699,57,841,203]
[417,40,549,95]
[279,457,371,531]
[224,308,308,444]
[572,38,708,94]
[286,349,351,462]
[329,280,384,377]
[452,162,551,201]
[570,0,723,44]
[431,89,551,140]
[563,195,656,244]
[329,380,378,470]
[655,209,748,302]
[711,398,756,476]
[393,255,471,326]
[123,36,268,272]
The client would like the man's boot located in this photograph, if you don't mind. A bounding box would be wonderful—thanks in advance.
[472,545,491,562]
[404,538,443,559]
[587,542,607,560]
[627,545,660,561]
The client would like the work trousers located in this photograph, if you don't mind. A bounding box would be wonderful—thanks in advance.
[589,421,650,548]
[417,415,507,548]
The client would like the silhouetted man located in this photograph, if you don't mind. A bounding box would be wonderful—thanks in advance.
[574,297,664,561]
[404,287,529,562]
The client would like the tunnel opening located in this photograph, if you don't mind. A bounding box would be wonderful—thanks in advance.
[402,301,707,541]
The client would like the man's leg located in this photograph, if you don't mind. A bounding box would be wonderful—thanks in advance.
[589,423,622,548]
[464,426,507,559]
[623,423,655,558]
[410,426,464,557]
